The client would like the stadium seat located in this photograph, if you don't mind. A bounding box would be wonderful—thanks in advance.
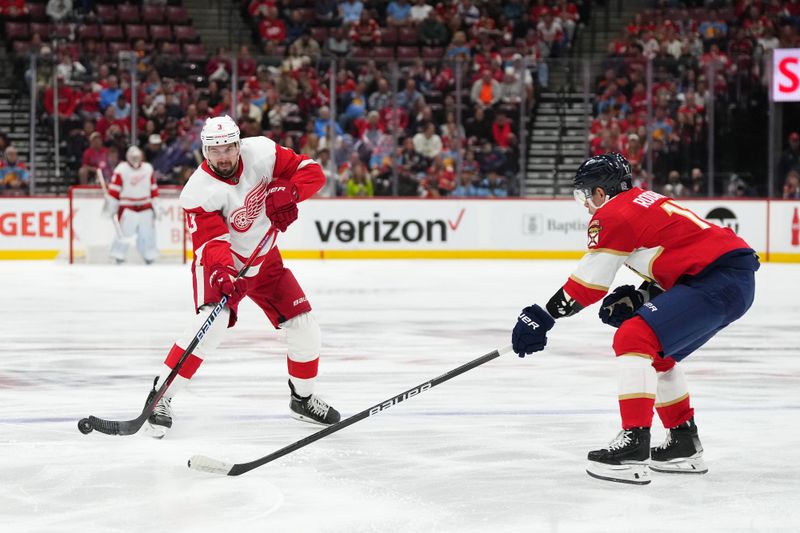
[29,22,50,39]
[28,3,47,22]
[12,40,30,56]
[4,21,29,41]
[51,23,71,39]
[108,41,129,57]
[117,4,140,24]
[95,4,117,23]
[149,25,173,42]
[310,27,328,44]
[78,24,101,41]
[100,25,125,42]
[165,6,191,25]
[182,43,207,62]
[141,5,164,24]
[63,42,81,60]
[381,27,398,45]
[125,24,148,42]
[398,26,418,45]
[161,42,180,56]
[396,46,419,60]
[421,46,444,59]
[295,8,316,24]
[351,47,370,59]
[373,46,395,59]
[173,25,199,43]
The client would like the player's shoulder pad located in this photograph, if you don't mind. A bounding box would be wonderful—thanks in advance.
[179,167,224,211]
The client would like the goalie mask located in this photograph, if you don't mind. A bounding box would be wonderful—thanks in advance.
[201,115,241,178]
[573,152,632,207]
[126,145,144,168]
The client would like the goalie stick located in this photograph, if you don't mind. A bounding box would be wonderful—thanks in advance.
[96,168,129,241]
[77,226,279,437]
[188,344,513,476]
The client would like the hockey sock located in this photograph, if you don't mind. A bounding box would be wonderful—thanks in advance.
[157,307,231,400]
[613,316,660,429]
[654,365,694,429]
[284,313,320,397]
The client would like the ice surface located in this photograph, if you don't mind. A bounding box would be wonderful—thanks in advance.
[1,259,798,533]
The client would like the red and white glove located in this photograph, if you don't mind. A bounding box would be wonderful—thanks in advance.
[208,265,249,307]
[265,179,299,232]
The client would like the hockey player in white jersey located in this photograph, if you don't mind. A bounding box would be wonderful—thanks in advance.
[144,115,340,437]
[107,146,160,264]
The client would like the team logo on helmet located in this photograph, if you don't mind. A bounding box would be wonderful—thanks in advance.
[229,178,268,232]
[587,219,603,248]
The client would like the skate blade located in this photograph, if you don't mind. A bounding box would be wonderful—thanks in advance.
[290,412,330,427]
[143,423,168,439]
[650,456,708,474]
[586,461,651,485]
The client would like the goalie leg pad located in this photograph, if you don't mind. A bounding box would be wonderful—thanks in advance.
[284,312,320,397]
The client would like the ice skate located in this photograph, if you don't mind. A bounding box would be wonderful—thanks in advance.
[144,377,173,439]
[586,427,651,485]
[650,418,708,474]
[289,380,340,426]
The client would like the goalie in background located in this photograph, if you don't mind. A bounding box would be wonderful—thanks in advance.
[511,153,759,485]
[105,146,160,264]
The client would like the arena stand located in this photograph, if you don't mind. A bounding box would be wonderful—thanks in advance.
[1,0,598,198]
[17,1,800,199]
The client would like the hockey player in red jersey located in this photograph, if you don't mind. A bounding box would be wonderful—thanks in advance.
[106,146,159,264]
[511,153,759,485]
[145,115,340,437]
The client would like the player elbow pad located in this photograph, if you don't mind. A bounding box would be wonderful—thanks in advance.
[546,288,584,319]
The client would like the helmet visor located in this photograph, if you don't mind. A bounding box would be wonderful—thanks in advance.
[573,187,591,206]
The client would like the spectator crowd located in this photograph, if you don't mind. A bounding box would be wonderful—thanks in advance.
[3,0,589,197]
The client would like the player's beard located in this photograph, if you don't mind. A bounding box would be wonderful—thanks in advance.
[209,159,238,178]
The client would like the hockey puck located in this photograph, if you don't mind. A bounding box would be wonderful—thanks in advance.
[78,418,94,434]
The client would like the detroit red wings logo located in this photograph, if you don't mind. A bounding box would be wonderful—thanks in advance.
[229,178,268,232]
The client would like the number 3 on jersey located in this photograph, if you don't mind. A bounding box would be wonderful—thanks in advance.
[661,201,711,229]
[187,212,198,233]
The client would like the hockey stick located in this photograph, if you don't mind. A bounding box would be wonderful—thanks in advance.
[95,168,129,241]
[78,226,279,436]
[188,344,514,476]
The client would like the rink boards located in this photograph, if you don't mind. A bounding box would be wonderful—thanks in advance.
[1,196,799,262]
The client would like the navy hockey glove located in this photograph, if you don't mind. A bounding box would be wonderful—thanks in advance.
[265,179,299,232]
[598,285,644,328]
[209,265,249,307]
[512,304,556,357]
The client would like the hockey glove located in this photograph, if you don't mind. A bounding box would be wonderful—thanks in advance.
[209,265,249,307]
[598,285,645,328]
[512,304,556,357]
[265,179,299,232]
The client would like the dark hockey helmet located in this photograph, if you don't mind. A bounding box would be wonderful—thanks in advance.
[573,152,632,204]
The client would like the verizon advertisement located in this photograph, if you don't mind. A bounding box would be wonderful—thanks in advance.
[279,199,591,255]
[0,197,798,261]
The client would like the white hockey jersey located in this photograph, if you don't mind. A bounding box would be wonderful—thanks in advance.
[108,161,158,210]
[180,136,323,275]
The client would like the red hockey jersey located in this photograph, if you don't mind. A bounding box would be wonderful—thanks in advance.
[563,188,751,307]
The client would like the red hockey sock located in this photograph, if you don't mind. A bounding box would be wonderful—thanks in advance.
[164,343,203,379]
